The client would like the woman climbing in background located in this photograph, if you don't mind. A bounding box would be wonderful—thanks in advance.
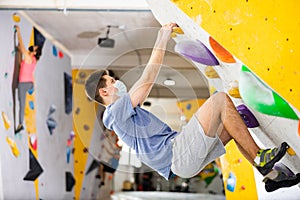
[96,130,122,188]
[14,25,42,133]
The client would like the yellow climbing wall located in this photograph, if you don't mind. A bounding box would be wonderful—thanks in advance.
[168,1,264,199]
[220,141,258,200]
[177,99,206,120]
[24,90,40,200]
[171,0,300,111]
[72,69,98,200]
[24,91,36,134]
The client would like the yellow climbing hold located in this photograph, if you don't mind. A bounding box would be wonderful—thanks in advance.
[172,27,184,34]
[171,32,177,38]
[6,136,20,157]
[209,86,217,95]
[2,111,11,130]
[287,147,296,156]
[228,81,241,98]
[228,88,241,98]
[205,66,220,78]
[12,13,21,23]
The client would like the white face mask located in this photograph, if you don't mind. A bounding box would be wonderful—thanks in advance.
[113,80,127,96]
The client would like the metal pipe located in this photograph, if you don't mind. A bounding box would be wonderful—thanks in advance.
[0,8,151,12]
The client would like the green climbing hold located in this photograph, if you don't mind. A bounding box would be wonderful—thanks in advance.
[239,65,298,120]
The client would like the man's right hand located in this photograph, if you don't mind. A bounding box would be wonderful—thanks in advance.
[157,23,178,43]
[129,23,179,108]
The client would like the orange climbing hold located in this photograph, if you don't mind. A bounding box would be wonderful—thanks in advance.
[209,37,236,63]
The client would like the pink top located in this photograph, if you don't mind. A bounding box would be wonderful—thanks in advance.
[19,56,37,83]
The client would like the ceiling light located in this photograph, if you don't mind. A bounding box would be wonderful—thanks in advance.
[163,79,176,86]
[118,25,126,30]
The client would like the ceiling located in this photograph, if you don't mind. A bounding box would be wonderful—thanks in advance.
[17,8,209,99]
[23,10,162,55]
[1,0,210,129]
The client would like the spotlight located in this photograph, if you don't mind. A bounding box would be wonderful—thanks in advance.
[98,25,115,48]
[98,38,115,48]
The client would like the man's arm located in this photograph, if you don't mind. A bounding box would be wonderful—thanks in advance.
[129,23,177,108]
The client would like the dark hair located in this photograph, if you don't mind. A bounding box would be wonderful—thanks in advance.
[28,46,34,52]
[35,47,42,60]
[85,70,109,104]
[28,45,42,61]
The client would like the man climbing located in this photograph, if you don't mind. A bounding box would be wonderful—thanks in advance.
[85,23,297,192]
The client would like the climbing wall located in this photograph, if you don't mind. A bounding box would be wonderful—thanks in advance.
[35,38,73,199]
[171,0,300,111]
[72,69,114,199]
[72,69,98,200]
[0,11,73,199]
[146,0,300,199]
[177,99,206,121]
[0,11,38,199]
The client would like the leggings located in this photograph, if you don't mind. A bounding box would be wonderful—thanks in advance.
[18,82,33,124]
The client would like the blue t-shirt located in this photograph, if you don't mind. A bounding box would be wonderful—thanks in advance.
[103,94,179,180]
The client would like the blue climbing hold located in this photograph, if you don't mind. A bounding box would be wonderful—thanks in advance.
[186,103,192,110]
[28,87,34,95]
[52,45,58,57]
[226,172,236,192]
[29,101,34,110]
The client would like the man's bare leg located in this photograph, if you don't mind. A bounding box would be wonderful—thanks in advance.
[193,91,290,192]
[216,123,254,163]
[195,92,289,176]
[195,92,260,163]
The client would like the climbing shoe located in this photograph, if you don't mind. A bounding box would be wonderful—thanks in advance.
[15,124,24,134]
[264,169,300,192]
[255,142,289,176]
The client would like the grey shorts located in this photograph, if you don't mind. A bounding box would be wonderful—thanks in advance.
[171,115,226,178]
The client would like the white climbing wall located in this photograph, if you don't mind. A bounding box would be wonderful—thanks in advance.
[0,11,73,199]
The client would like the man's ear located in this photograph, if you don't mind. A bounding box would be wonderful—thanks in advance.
[99,88,108,96]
